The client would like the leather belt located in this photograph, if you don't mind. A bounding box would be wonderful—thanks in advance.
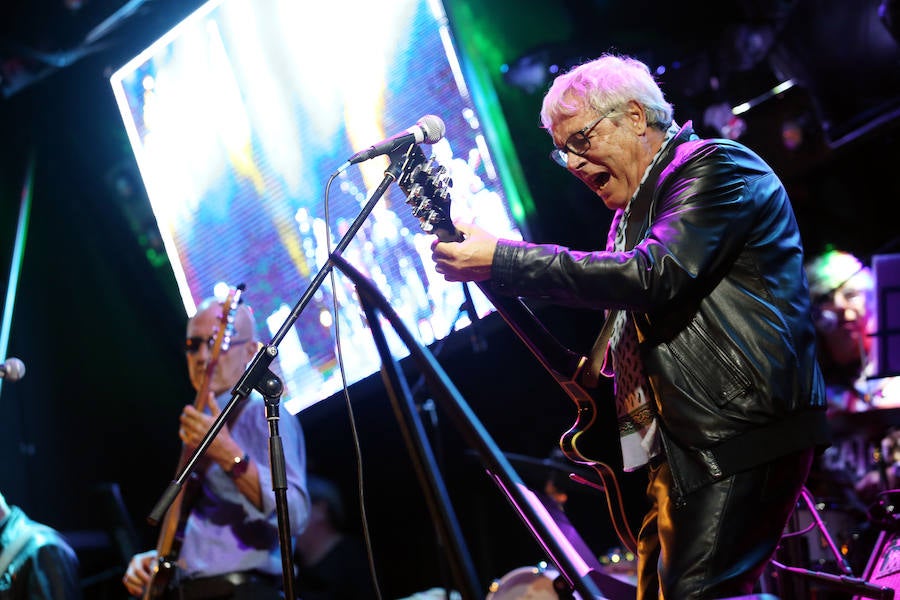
[176,570,281,599]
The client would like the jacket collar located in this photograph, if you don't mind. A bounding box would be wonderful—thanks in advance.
[625,121,696,249]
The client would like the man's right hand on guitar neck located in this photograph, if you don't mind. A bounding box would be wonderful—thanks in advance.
[430,220,498,283]
[122,549,158,597]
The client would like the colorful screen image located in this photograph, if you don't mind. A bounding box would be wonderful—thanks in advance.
[109,0,524,412]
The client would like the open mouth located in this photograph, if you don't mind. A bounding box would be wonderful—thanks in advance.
[594,172,611,189]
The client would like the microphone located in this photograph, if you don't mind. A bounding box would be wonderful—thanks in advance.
[0,357,25,382]
[337,115,446,172]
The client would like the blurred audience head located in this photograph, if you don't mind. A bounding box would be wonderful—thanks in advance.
[805,248,874,375]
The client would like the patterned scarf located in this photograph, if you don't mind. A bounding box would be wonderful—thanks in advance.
[603,122,679,471]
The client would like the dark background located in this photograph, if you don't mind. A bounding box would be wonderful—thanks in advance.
[2,0,900,598]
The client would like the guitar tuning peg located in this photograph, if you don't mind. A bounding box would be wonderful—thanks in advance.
[405,183,423,202]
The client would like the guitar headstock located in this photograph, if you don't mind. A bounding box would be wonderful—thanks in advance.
[211,283,245,361]
[397,145,460,243]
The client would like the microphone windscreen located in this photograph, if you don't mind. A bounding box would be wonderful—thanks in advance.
[418,115,446,144]
[2,357,25,382]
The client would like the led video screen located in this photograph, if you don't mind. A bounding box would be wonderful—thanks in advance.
[109,0,524,413]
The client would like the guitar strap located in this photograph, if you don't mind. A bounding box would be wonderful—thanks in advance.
[579,122,695,389]
[580,311,617,389]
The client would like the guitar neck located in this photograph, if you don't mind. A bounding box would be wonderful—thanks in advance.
[473,282,586,385]
[397,148,586,386]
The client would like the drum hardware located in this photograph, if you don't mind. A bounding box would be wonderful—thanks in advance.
[769,486,894,599]
[486,562,566,600]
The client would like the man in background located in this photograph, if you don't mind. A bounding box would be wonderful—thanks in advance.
[806,247,900,500]
[294,474,374,600]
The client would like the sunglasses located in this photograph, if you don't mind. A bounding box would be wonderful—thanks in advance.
[184,335,251,355]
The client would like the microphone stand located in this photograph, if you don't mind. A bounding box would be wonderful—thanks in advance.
[332,253,627,600]
[144,144,422,599]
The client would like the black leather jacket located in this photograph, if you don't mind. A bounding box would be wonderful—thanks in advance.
[490,123,829,501]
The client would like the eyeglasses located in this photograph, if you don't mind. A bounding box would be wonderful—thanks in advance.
[184,335,250,355]
[549,111,615,167]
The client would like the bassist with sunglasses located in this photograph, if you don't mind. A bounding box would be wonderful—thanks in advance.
[123,295,310,600]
